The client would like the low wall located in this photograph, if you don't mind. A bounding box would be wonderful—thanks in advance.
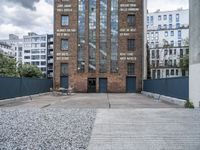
[0,76,53,100]
[143,77,189,100]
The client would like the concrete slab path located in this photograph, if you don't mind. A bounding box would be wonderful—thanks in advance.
[88,109,200,150]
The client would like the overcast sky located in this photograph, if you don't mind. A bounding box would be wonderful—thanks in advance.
[0,0,189,39]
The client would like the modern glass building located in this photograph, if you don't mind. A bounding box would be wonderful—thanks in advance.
[54,0,146,93]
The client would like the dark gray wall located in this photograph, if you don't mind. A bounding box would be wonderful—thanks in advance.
[0,77,53,100]
[143,77,189,100]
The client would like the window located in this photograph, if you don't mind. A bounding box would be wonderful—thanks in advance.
[165,31,168,37]
[176,14,180,22]
[128,39,135,51]
[180,49,183,58]
[127,63,135,75]
[186,49,189,55]
[61,15,69,26]
[164,49,168,55]
[152,50,155,58]
[32,61,40,66]
[171,69,174,75]
[176,23,180,28]
[169,24,172,29]
[171,31,174,36]
[24,56,30,59]
[169,49,173,55]
[176,69,179,75]
[165,60,168,66]
[156,50,159,58]
[166,70,169,76]
[178,30,182,39]
[41,43,46,47]
[152,70,156,79]
[178,40,182,46]
[158,25,161,29]
[41,61,46,65]
[31,55,39,60]
[152,60,155,67]
[24,50,30,53]
[164,24,167,29]
[150,16,154,24]
[127,14,136,27]
[158,15,161,21]
[61,63,68,76]
[169,14,172,23]
[41,55,46,59]
[170,41,174,47]
[174,60,177,66]
[164,15,167,20]
[157,70,160,79]
[174,49,176,55]
[156,60,159,67]
[61,39,69,50]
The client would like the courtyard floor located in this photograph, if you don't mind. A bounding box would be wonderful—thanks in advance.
[0,94,200,149]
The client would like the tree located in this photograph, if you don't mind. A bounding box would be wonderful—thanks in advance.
[180,38,189,74]
[0,54,18,77]
[18,64,43,78]
[180,54,189,72]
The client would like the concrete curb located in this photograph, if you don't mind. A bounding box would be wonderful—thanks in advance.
[141,91,186,107]
[0,92,50,106]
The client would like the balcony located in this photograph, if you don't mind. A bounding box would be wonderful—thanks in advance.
[48,51,54,56]
[48,59,53,63]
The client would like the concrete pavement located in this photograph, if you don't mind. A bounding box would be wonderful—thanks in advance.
[88,109,200,150]
[0,93,182,109]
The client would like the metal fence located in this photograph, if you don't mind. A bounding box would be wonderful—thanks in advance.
[143,77,189,100]
[0,76,53,100]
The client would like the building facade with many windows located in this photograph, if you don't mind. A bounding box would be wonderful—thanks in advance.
[54,0,146,92]
[0,34,23,63]
[23,33,54,77]
[147,9,189,79]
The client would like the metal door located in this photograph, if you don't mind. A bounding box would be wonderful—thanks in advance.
[126,77,136,93]
[60,76,68,89]
[99,78,107,93]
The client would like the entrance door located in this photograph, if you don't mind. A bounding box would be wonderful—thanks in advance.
[99,78,107,93]
[126,77,136,93]
[88,78,96,93]
[60,76,68,89]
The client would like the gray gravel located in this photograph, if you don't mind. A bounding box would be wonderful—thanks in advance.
[0,108,96,150]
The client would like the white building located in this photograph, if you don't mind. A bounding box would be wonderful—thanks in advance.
[147,9,189,79]
[0,42,15,58]
[23,32,48,76]
[0,34,23,62]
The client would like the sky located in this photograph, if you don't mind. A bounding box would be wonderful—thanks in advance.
[0,0,189,39]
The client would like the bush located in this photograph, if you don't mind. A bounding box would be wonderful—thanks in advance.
[18,64,43,78]
[185,100,194,109]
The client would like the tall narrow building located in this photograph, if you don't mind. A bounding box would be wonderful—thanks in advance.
[54,0,146,93]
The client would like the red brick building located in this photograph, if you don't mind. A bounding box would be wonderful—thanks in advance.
[54,0,146,93]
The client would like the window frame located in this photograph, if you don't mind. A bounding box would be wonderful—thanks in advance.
[61,15,69,26]
[127,39,136,51]
[61,39,69,51]
[127,14,136,27]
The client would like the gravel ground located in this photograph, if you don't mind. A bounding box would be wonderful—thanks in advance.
[0,108,96,150]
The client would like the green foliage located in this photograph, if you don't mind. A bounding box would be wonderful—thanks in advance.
[180,54,189,71]
[18,64,43,78]
[0,53,43,78]
[185,100,194,109]
[0,54,18,77]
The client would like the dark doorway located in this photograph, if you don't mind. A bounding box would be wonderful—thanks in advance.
[60,76,68,89]
[88,78,96,93]
[126,76,136,93]
[99,78,107,93]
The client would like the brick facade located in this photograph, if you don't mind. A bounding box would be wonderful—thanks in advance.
[54,0,145,93]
